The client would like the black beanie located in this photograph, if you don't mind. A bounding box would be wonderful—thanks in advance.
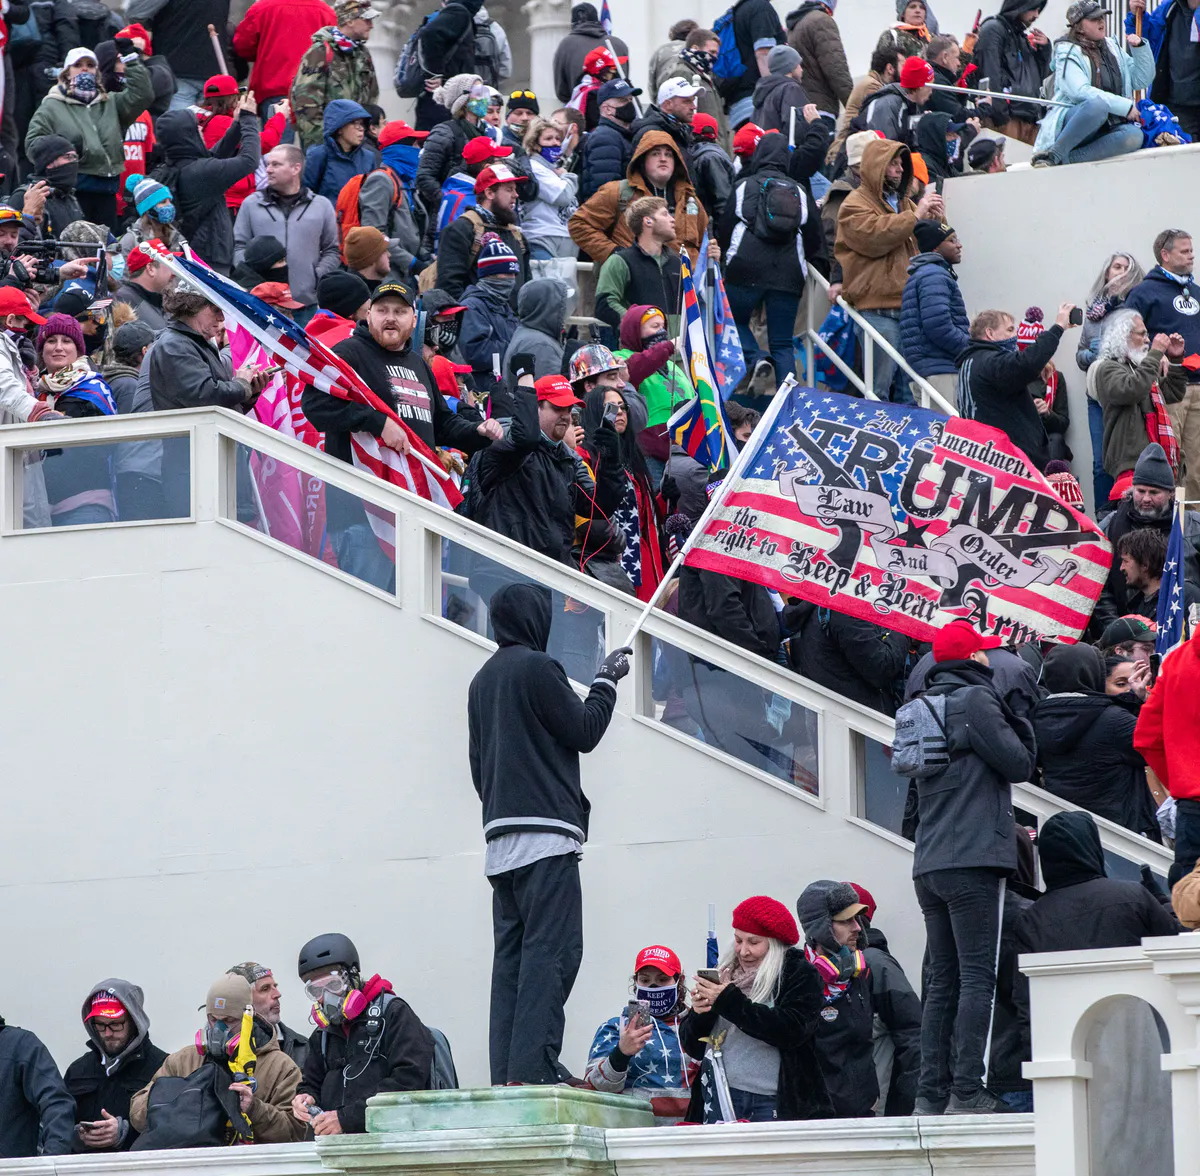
[30,134,76,175]
[913,218,954,253]
[243,236,288,274]
[317,271,371,318]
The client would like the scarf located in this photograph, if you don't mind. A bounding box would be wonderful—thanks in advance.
[331,30,361,52]
[1146,379,1181,473]
[382,143,420,189]
[66,73,99,103]
[41,358,96,394]
[1043,368,1059,410]
[725,958,761,998]
[680,47,715,76]
[804,942,868,1002]
[1087,294,1121,322]
[41,363,118,414]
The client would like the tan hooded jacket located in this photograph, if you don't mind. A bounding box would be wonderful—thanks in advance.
[569,129,708,267]
[129,1027,305,1144]
[834,137,918,311]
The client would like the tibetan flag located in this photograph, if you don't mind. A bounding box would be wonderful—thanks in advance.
[682,386,1112,645]
[666,253,738,473]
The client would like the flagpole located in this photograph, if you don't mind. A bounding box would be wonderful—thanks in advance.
[621,374,797,647]
[604,36,643,116]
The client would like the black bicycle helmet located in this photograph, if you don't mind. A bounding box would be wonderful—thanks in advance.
[297,933,360,979]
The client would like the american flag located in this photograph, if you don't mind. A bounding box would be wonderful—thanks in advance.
[600,0,612,34]
[1156,500,1191,661]
[684,386,1112,645]
[145,242,461,540]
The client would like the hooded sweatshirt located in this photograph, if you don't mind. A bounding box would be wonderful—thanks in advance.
[301,99,380,204]
[972,0,1052,125]
[63,980,168,1151]
[1033,644,1160,839]
[614,303,684,428]
[467,582,619,845]
[458,278,521,380]
[502,277,568,379]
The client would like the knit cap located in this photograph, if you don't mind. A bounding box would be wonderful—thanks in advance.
[29,134,75,176]
[1044,459,1084,507]
[1133,441,1175,490]
[1016,306,1044,351]
[125,172,172,216]
[343,225,389,272]
[37,312,85,357]
[731,895,799,946]
[434,73,484,116]
[317,271,371,318]
[767,44,802,75]
[476,232,520,278]
[899,56,935,88]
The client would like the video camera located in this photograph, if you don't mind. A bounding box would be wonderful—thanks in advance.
[0,239,67,286]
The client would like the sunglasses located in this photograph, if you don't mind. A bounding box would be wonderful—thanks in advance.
[509,90,536,101]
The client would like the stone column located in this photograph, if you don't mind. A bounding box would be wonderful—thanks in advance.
[524,0,570,110]
[368,0,413,121]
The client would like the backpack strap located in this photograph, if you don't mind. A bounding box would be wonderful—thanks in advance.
[919,695,948,740]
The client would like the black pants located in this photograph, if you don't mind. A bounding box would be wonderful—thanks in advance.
[1171,798,1200,887]
[488,851,583,1085]
[76,188,118,231]
[1174,105,1200,140]
[915,867,1004,1100]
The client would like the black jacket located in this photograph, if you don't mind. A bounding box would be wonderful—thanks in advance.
[147,319,251,411]
[0,1019,75,1157]
[787,601,909,716]
[469,384,626,565]
[436,206,530,305]
[1033,644,1160,840]
[10,180,82,241]
[906,646,1042,724]
[857,82,924,148]
[154,108,260,275]
[277,1022,309,1073]
[631,105,694,156]
[677,567,780,661]
[751,72,811,136]
[956,324,1063,473]
[552,21,630,104]
[580,116,633,203]
[926,60,973,120]
[113,280,167,333]
[595,244,682,330]
[132,0,229,80]
[720,133,825,296]
[679,948,832,1121]
[64,1040,167,1151]
[863,926,921,1116]
[1013,812,1178,1027]
[468,582,617,845]
[973,0,1052,125]
[297,990,434,1134]
[912,659,1037,877]
[415,117,488,215]
[687,140,736,224]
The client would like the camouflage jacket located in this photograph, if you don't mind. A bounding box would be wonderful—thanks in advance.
[290,26,381,150]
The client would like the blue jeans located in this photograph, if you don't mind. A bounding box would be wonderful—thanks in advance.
[170,77,206,111]
[859,308,911,403]
[53,503,115,527]
[1087,396,1115,507]
[1001,1091,1034,1112]
[915,867,1003,1100]
[332,522,396,593]
[729,1088,776,1122]
[726,285,800,388]
[1046,96,1144,164]
[729,96,755,129]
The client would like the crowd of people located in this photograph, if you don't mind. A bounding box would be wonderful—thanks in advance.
[0,0,1198,1148]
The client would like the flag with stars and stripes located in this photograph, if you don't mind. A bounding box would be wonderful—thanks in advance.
[665,252,739,473]
[144,242,461,552]
[683,386,1112,645]
[1156,501,1191,661]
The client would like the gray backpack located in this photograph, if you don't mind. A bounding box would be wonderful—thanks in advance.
[890,693,951,778]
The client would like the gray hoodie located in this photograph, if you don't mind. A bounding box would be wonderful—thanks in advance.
[80,979,152,1076]
[503,278,568,380]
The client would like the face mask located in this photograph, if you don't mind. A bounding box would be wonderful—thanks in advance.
[540,144,563,164]
[68,71,98,102]
[635,983,678,1018]
[110,255,126,281]
[480,275,516,299]
[45,162,78,191]
[428,319,461,351]
[382,142,421,182]
[612,102,635,124]
[154,202,176,225]
[996,336,1019,352]
[467,97,489,117]
[643,329,669,347]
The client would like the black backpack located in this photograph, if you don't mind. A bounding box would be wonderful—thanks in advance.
[130,1061,248,1150]
[473,21,502,87]
[751,176,804,242]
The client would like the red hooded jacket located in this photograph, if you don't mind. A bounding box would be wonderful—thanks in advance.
[1135,631,1200,801]
[201,110,286,211]
[232,0,337,101]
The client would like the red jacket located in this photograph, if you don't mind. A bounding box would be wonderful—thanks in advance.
[1134,632,1200,801]
[232,0,337,101]
[200,111,285,210]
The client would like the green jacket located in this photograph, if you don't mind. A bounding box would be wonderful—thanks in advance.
[26,60,154,179]
[290,27,380,151]
[613,348,689,428]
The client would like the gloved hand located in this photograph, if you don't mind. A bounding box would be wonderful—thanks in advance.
[660,471,679,509]
[595,646,633,684]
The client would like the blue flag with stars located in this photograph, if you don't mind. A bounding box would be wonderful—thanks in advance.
[1156,501,1192,660]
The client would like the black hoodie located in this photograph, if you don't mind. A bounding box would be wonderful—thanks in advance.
[972,0,1052,126]
[468,582,618,846]
[1033,645,1161,840]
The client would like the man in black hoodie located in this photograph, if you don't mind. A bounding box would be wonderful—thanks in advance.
[909,620,1036,1115]
[957,303,1077,473]
[415,0,486,131]
[468,581,630,1085]
[972,0,1052,144]
[553,3,631,105]
[64,981,167,1152]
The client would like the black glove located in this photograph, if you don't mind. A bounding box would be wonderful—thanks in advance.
[114,36,135,54]
[595,645,633,684]
[660,471,679,509]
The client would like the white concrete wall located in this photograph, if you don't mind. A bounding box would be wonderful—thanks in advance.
[942,143,1200,514]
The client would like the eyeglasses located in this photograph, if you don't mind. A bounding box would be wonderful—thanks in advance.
[93,1019,129,1035]
[509,90,536,101]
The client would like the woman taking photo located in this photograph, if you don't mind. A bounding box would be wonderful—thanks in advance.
[35,313,119,527]
[578,379,665,601]
[26,45,155,229]
[680,896,829,1123]
[522,117,579,262]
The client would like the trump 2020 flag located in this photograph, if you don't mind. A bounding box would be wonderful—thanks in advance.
[683,387,1112,644]
[600,0,612,34]
[713,265,746,398]
[1156,501,1192,660]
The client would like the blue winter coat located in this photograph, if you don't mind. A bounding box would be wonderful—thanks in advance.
[459,281,521,380]
[1125,266,1200,355]
[899,253,970,378]
[579,116,633,203]
[302,99,380,204]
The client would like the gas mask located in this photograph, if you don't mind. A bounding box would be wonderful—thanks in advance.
[200,1020,240,1060]
[634,982,678,1018]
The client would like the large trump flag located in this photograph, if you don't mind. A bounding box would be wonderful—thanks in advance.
[683,387,1112,645]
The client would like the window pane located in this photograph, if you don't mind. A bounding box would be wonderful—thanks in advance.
[439,538,606,685]
[856,732,907,836]
[232,443,395,595]
[647,636,819,794]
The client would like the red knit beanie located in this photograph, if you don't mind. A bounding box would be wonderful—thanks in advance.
[732,895,799,946]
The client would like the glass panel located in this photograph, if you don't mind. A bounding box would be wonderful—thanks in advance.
[15,434,190,527]
[439,538,606,685]
[856,732,907,837]
[232,443,395,595]
[647,636,818,793]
